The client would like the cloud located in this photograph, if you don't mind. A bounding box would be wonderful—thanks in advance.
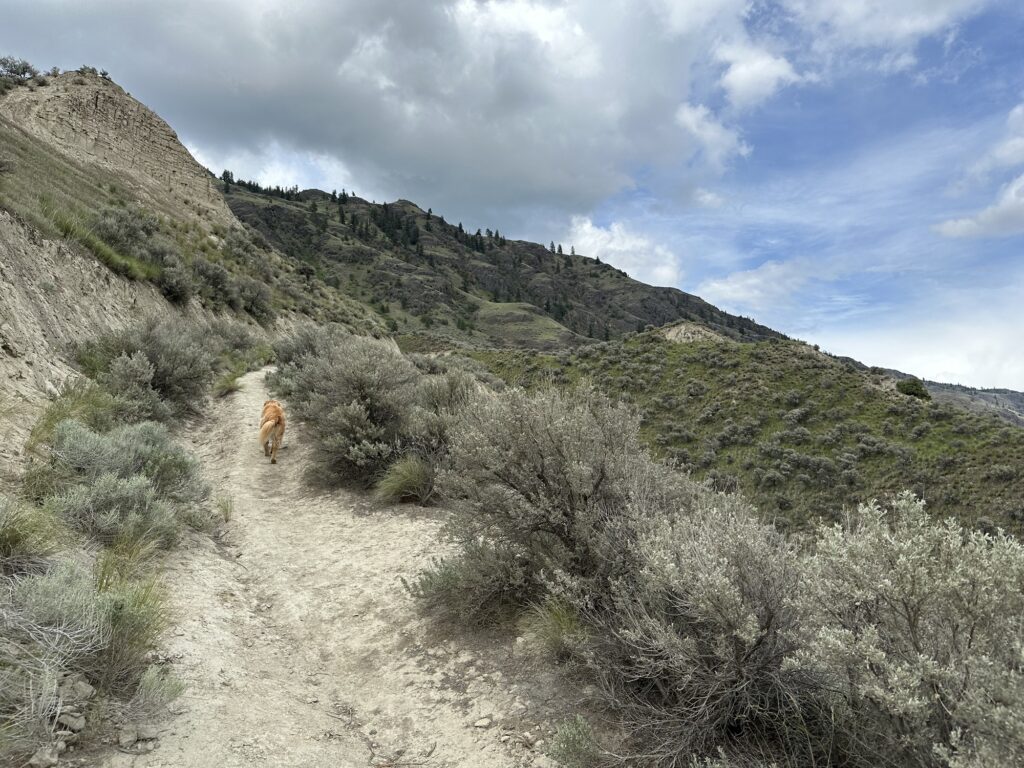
[675,103,751,172]
[715,42,802,110]
[782,0,990,49]
[937,173,1024,237]
[967,103,1024,180]
[816,283,1024,389]
[652,0,747,36]
[568,216,681,286]
[696,259,813,313]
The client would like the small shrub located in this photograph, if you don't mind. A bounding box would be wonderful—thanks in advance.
[374,454,435,504]
[548,716,601,768]
[404,541,536,626]
[279,336,420,484]
[156,259,195,303]
[896,377,931,400]
[0,496,64,574]
[49,420,208,506]
[101,352,173,423]
[47,473,179,547]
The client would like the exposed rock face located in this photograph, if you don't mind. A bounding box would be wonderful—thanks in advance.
[0,72,231,228]
[0,210,167,486]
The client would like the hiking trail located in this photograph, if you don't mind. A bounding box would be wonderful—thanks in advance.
[97,368,571,768]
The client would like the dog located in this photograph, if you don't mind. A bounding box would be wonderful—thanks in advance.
[259,399,287,464]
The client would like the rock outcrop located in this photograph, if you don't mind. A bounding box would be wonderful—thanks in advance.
[0,72,231,228]
[0,210,168,486]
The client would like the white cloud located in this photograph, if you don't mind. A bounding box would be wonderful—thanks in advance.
[716,42,801,109]
[695,258,812,313]
[694,188,725,207]
[877,51,918,74]
[652,0,748,37]
[967,103,1024,180]
[782,0,989,49]
[568,216,681,286]
[817,294,1024,390]
[937,173,1024,237]
[675,103,751,172]
[450,0,600,78]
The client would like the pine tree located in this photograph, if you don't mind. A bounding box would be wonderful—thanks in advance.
[557,244,563,255]
[549,241,556,253]
[571,246,576,256]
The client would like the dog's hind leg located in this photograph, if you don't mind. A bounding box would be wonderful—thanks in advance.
[270,436,278,464]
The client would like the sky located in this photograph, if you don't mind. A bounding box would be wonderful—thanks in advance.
[3,0,1023,389]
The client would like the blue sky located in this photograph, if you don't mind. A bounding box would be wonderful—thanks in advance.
[3,0,1023,387]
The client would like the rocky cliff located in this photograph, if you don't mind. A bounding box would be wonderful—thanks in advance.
[0,210,172,486]
[0,71,230,228]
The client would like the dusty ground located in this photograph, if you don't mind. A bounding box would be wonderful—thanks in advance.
[93,369,575,768]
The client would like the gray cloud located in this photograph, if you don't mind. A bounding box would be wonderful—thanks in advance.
[2,0,735,232]
[2,0,1000,237]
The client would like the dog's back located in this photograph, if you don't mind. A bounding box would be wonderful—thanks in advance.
[259,399,286,463]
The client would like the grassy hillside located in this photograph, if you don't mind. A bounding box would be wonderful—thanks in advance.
[471,330,1024,533]
[224,184,781,348]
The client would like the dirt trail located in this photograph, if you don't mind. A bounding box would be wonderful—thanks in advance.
[99,369,568,768]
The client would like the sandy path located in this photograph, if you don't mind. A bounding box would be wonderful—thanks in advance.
[98,369,567,768]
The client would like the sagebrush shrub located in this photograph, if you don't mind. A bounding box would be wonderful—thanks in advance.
[8,560,167,694]
[77,316,216,413]
[584,489,828,765]
[796,493,1024,768]
[47,473,178,547]
[101,352,172,423]
[435,385,688,614]
[49,420,208,506]
[279,336,421,484]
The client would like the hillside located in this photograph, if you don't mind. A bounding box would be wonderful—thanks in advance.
[224,183,781,349]
[470,329,1024,533]
[2,58,1024,768]
[0,69,381,480]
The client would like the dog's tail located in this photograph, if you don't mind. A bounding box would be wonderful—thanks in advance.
[259,418,278,448]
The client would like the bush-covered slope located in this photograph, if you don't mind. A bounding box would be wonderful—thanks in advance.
[471,331,1024,532]
[224,184,781,348]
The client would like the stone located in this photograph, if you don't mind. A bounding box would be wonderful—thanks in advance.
[27,745,59,767]
[59,676,96,703]
[137,723,159,740]
[57,712,86,732]
[473,717,492,728]
[118,726,138,747]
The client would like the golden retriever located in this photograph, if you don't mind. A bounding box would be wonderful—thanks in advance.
[259,399,286,464]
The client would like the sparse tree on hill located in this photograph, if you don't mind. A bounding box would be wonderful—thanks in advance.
[0,56,38,82]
